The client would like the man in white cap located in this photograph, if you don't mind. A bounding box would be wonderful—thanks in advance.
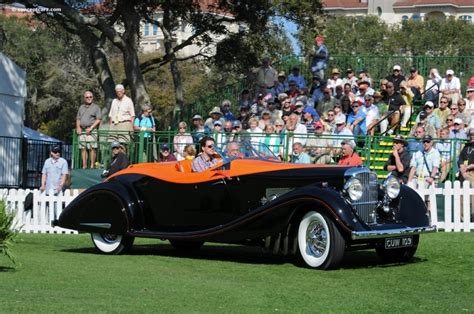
[386,64,406,92]
[415,101,441,132]
[440,69,461,104]
[108,84,135,143]
[331,115,354,149]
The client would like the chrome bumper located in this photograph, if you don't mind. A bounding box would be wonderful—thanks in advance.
[351,225,437,240]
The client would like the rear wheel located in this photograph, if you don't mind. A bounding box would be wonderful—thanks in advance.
[297,211,345,270]
[169,240,204,251]
[376,235,419,263]
[91,233,134,254]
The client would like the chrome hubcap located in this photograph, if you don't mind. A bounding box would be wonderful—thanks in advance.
[102,234,118,243]
[306,221,328,257]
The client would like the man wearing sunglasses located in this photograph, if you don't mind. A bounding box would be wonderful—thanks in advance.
[192,136,220,172]
[408,135,441,187]
[40,145,69,195]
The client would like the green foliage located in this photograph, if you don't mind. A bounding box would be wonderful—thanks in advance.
[305,15,474,57]
[0,199,18,266]
[0,15,99,141]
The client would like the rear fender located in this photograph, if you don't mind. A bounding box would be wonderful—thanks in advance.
[57,182,140,234]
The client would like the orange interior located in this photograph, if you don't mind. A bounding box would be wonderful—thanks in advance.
[110,159,345,184]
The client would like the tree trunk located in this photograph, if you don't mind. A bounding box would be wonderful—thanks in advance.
[162,1,185,126]
[119,0,150,114]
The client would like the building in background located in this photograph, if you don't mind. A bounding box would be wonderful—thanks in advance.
[0,52,27,187]
[323,0,474,24]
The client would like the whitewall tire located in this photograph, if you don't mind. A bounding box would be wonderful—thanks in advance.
[297,211,345,269]
[91,233,134,254]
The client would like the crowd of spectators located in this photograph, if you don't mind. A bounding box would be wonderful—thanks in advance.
[74,37,474,185]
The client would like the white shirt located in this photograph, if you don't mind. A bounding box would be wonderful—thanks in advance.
[440,76,461,93]
[362,105,380,126]
[108,95,135,123]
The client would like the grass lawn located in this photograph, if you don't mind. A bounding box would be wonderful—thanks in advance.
[1,232,473,312]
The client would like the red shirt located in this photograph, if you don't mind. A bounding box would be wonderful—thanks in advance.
[338,152,363,166]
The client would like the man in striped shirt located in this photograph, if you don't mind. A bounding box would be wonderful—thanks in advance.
[192,137,220,172]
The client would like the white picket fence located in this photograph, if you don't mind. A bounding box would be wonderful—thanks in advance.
[1,189,80,234]
[1,181,474,234]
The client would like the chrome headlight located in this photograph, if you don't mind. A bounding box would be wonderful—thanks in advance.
[344,177,363,201]
[383,175,401,199]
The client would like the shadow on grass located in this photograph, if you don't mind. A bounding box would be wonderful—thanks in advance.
[340,250,427,269]
[63,243,292,266]
[61,243,427,269]
[0,266,16,272]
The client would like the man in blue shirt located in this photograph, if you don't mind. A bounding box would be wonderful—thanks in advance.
[287,66,306,90]
[40,145,69,195]
[347,101,367,136]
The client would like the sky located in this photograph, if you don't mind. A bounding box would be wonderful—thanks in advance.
[284,19,301,55]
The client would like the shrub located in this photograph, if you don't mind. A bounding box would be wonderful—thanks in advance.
[0,199,18,266]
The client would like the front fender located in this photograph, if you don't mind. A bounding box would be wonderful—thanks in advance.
[263,185,367,235]
[57,181,140,235]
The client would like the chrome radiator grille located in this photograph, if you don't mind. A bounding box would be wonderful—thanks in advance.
[351,172,379,224]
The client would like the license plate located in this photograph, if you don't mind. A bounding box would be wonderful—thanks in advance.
[384,237,413,249]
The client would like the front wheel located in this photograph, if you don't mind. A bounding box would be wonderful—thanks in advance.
[297,211,345,270]
[91,233,134,254]
[376,235,419,263]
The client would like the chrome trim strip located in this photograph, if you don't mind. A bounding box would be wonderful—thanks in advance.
[351,225,437,240]
[79,223,112,229]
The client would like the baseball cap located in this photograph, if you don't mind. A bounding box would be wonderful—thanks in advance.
[115,84,125,91]
[335,115,346,125]
[295,101,304,107]
[213,120,222,126]
[446,69,454,75]
[303,106,317,117]
[393,65,401,71]
[314,36,324,43]
[278,71,285,77]
[232,120,242,128]
[422,135,433,142]
[410,67,417,73]
[454,118,463,125]
[424,101,434,108]
[346,68,353,73]
[467,86,474,92]
[419,111,428,120]
[393,134,408,146]
[192,114,203,120]
[51,145,61,153]
[161,144,170,151]
[111,142,120,149]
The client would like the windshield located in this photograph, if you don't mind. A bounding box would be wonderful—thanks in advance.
[216,140,279,164]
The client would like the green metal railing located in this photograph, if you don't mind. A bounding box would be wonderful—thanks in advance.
[72,129,467,182]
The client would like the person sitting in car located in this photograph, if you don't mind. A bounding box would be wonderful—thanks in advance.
[192,136,220,172]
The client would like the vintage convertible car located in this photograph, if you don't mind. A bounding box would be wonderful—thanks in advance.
[54,141,435,269]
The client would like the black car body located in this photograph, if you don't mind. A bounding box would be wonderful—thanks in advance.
[55,142,435,269]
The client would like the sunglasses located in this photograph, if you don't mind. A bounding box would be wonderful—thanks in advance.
[179,127,186,129]
[84,96,93,99]
[275,125,284,127]
[440,101,448,103]
[351,106,359,108]
[112,147,119,150]
[423,140,432,144]
[206,145,215,149]
[451,108,458,110]
[446,119,453,121]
